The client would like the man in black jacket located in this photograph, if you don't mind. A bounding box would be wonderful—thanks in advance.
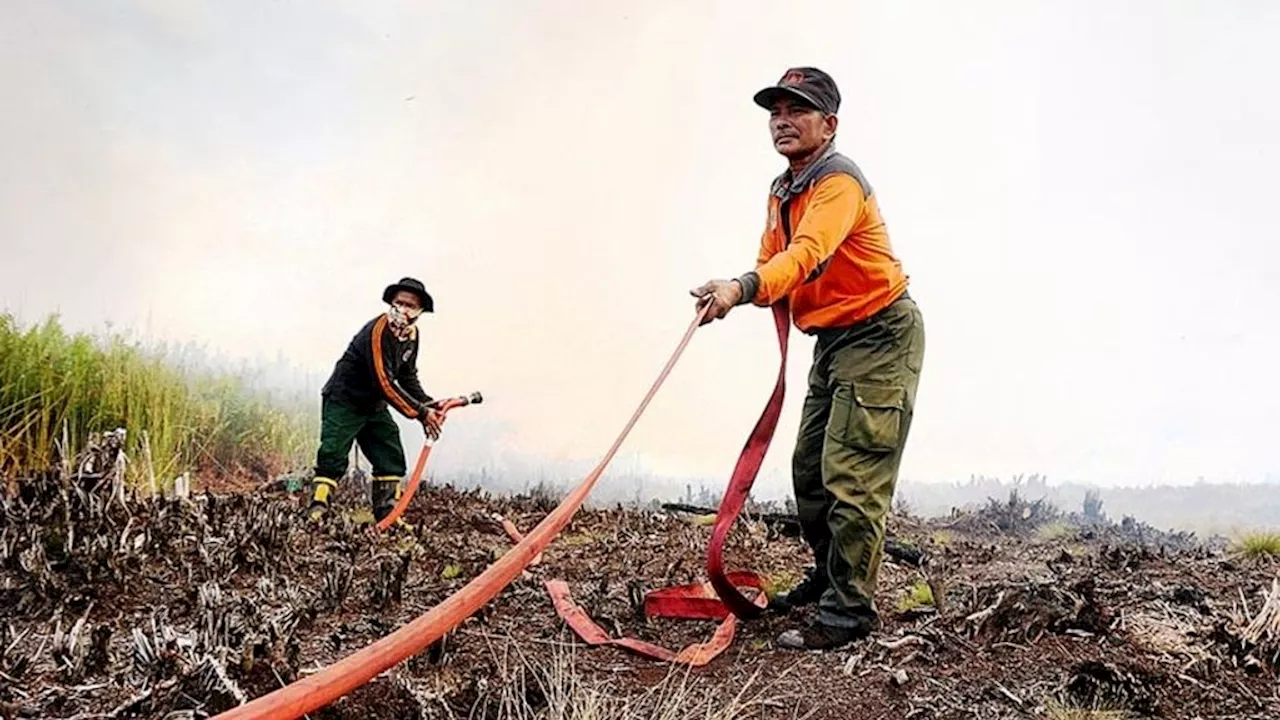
[306,277,445,524]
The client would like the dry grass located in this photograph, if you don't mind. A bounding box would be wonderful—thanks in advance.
[433,636,816,720]
[1225,572,1280,670]
[1043,697,1131,720]
[1240,579,1280,644]
[1123,607,1214,668]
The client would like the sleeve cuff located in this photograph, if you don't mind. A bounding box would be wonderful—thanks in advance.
[734,271,761,305]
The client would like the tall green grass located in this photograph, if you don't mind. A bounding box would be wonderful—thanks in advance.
[0,312,318,490]
[1232,531,1280,560]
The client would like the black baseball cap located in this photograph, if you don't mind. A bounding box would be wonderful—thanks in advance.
[753,67,841,116]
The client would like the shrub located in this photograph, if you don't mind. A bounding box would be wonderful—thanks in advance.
[1232,531,1280,560]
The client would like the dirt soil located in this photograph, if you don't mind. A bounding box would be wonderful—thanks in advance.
[1,469,1277,720]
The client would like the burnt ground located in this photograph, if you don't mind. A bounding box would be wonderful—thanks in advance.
[1,468,1278,720]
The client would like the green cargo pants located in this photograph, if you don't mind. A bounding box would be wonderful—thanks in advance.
[310,396,407,521]
[314,396,408,480]
[792,293,925,629]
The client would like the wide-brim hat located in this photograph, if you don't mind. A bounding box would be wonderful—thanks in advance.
[382,277,434,313]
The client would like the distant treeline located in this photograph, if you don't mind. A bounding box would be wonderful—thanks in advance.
[421,466,1279,539]
[894,473,1280,538]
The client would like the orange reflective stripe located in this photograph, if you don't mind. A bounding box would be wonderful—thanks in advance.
[371,315,419,418]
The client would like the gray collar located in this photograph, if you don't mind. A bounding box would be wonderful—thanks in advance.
[771,141,838,201]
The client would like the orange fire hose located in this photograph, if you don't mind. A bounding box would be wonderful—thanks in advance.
[212,303,722,720]
[375,391,483,532]
[513,301,791,665]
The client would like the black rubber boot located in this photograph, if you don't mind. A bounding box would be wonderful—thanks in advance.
[768,566,829,613]
[370,477,402,524]
[776,614,879,651]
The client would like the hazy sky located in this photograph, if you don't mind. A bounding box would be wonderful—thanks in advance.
[3,1,1278,496]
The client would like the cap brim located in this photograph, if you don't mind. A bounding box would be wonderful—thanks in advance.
[753,86,823,112]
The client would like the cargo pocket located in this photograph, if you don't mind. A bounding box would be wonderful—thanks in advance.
[827,381,907,453]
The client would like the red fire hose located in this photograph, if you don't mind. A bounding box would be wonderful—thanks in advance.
[537,300,789,663]
[212,300,789,719]
[707,299,789,618]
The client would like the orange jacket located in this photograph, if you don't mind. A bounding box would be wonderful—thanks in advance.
[738,145,908,332]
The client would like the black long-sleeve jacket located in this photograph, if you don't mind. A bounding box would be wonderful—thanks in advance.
[320,315,433,418]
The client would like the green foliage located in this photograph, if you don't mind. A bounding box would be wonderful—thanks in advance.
[930,529,956,547]
[761,569,802,600]
[895,579,935,613]
[0,312,318,489]
[1232,531,1280,559]
[1036,521,1074,541]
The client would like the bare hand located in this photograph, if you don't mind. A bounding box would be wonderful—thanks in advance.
[689,279,743,325]
[421,409,444,441]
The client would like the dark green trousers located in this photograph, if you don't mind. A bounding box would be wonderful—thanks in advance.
[792,294,925,628]
[314,396,407,482]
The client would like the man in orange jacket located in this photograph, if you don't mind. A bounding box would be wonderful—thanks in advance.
[691,67,926,650]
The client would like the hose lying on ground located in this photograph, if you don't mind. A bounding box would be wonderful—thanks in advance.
[213,302,760,720]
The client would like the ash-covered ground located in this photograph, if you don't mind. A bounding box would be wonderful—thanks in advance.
[2,466,1277,719]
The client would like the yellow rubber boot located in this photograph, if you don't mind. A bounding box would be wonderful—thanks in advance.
[307,476,338,522]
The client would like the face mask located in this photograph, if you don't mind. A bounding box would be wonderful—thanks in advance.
[387,303,421,332]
